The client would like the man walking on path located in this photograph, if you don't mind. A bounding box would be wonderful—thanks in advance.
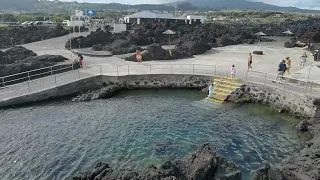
[248,53,253,70]
[273,60,286,83]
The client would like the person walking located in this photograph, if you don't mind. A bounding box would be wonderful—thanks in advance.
[231,65,236,79]
[273,60,286,83]
[301,52,308,67]
[285,57,291,75]
[248,53,253,70]
[78,54,83,68]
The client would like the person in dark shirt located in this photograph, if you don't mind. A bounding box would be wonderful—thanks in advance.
[273,60,286,83]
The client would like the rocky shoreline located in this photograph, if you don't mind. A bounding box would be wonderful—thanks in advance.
[73,143,242,180]
[71,81,320,180]
[227,84,320,180]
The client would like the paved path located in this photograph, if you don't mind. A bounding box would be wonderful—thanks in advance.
[1,34,320,102]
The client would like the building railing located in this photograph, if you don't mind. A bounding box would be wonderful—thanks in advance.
[0,63,319,101]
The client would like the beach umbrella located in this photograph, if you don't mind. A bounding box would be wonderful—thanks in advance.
[254,32,266,36]
[254,32,266,47]
[163,29,176,47]
[282,30,293,35]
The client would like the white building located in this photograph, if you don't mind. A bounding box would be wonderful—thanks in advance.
[123,11,204,25]
[67,10,90,27]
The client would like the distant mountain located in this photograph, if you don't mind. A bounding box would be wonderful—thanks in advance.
[175,0,320,13]
[0,0,319,13]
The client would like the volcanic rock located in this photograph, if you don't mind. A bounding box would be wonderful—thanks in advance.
[72,143,242,180]
[0,46,70,78]
[253,51,263,55]
[0,24,69,49]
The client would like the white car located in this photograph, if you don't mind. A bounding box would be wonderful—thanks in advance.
[62,20,69,26]
[21,21,29,25]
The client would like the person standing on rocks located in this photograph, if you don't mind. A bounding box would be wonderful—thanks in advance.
[248,53,253,70]
[301,52,308,67]
[273,60,286,83]
[78,54,83,68]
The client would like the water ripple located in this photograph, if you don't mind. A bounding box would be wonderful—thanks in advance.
[0,89,309,180]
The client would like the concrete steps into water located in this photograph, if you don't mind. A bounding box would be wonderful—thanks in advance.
[207,76,243,104]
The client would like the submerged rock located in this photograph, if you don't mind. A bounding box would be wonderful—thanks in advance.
[72,143,242,180]
[72,84,122,102]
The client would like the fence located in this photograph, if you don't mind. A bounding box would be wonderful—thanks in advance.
[246,70,320,96]
[0,64,319,101]
[1,63,78,87]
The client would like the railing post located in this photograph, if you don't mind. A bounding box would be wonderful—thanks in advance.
[128,65,129,75]
[2,77,5,87]
[150,65,152,74]
[214,65,216,76]
[305,81,308,94]
[51,67,53,75]
[171,65,173,74]
[193,64,195,75]
[27,81,30,93]
[100,65,102,75]
[28,72,31,81]
[54,75,57,86]
[78,69,80,79]
[263,73,267,85]
[246,70,249,81]
[117,65,119,76]
[310,81,313,95]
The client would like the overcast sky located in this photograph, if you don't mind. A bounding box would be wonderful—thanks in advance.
[60,0,320,9]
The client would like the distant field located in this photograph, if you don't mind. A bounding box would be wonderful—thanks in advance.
[0,24,8,27]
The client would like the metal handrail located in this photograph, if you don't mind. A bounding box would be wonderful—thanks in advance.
[1,63,74,79]
[0,64,319,101]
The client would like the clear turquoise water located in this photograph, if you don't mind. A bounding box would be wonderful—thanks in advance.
[0,89,308,180]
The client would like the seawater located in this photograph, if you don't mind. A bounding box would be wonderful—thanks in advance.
[0,89,309,180]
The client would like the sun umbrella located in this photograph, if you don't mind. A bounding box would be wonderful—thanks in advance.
[282,30,293,35]
[163,29,176,47]
[254,32,266,36]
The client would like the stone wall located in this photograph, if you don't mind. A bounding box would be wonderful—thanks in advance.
[227,83,317,118]
[0,74,213,107]
[73,74,212,102]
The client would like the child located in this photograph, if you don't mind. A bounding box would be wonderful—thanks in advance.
[208,83,214,98]
[231,65,236,79]
[78,54,83,68]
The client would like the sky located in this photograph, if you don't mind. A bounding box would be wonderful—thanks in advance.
[59,0,320,9]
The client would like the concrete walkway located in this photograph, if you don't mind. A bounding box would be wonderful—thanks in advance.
[1,35,319,103]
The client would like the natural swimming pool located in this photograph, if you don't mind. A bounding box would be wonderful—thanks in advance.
[0,89,309,180]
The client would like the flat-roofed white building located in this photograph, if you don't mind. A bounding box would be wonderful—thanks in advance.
[123,11,204,25]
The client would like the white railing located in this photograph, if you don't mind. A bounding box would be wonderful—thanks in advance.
[0,64,319,101]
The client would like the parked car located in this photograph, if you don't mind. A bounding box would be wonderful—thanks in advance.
[62,20,69,26]
[26,21,34,26]
[34,21,43,26]
[21,21,29,25]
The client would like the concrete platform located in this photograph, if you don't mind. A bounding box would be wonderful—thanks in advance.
[71,48,112,57]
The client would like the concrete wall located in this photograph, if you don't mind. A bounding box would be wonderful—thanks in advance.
[228,83,317,118]
[0,75,104,108]
[0,74,213,108]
